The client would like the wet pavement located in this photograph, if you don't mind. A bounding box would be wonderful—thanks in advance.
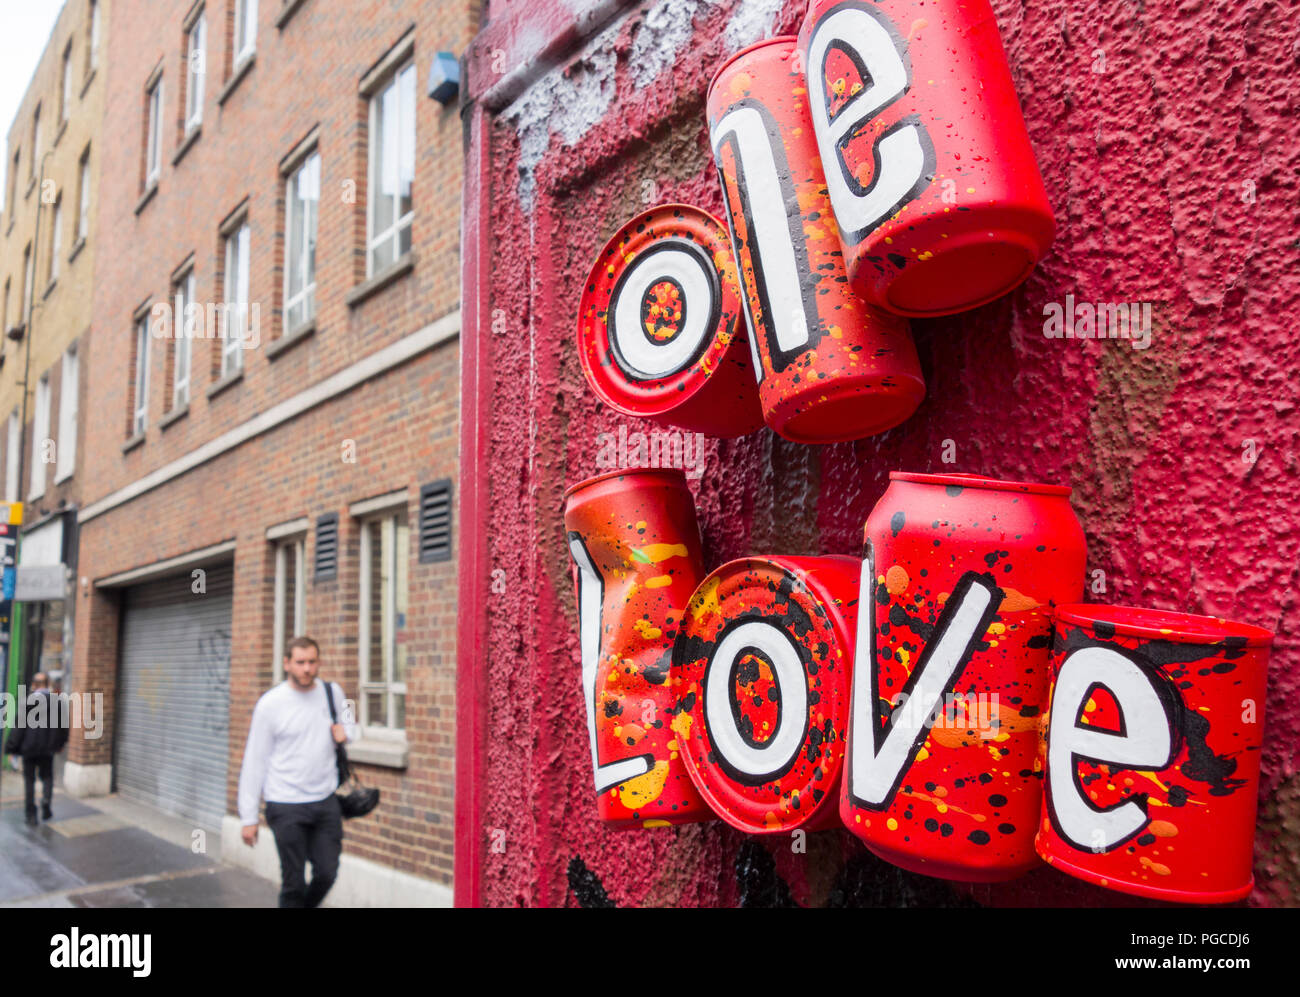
[0,790,278,908]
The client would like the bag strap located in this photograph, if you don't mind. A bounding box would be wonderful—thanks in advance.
[322,681,350,786]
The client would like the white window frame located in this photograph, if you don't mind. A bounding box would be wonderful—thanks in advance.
[48,197,62,283]
[5,412,19,503]
[132,314,149,436]
[55,346,78,483]
[172,271,193,408]
[145,79,163,186]
[272,533,307,683]
[185,13,205,132]
[234,0,258,64]
[29,373,50,499]
[366,61,415,277]
[283,150,319,332]
[61,44,73,123]
[89,1,100,72]
[358,507,410,738]
[22,244,33,317]
[30,106,40,181]
[77,149,90,240]
[222,221,249,376]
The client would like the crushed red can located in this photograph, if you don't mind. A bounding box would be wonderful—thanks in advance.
[577,204,764,438]
[672,555,858,833]
[844,472,1085,880]
[562,468,714,827]
[707,36,925,443]
[1036,604,1272,904]
[798,0,1056,316]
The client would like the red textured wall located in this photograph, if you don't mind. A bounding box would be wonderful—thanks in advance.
[458,0,1299,906]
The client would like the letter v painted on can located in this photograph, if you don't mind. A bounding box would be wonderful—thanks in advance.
[847,552,1004,809]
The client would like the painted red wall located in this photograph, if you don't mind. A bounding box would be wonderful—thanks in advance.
[458,0,1299,906]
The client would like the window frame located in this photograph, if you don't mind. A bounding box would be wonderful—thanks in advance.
[357,506,410,739]
[61,43,74,124]
[272,533,307,683]
[77,147,91,241]
[30,105,41,182]
[5,412,19,503]
[132,312,150,436]
[88,1,101,73]
[365,60,415,278]
[55,346,78,483]
[29,372,50,500]
[185,11,206,132]
[145,77,164,187]
[171,269,194,408]
[234,0,258,65]
[48,196,62,284]
[282,148,319,332]
[221,220,249,376]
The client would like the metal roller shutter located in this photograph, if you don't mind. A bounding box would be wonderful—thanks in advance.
[116,563,233,830]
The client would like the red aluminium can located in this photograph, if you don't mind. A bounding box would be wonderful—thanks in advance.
[844,472,1085,880]
[562,468,713,827]
[707,37,925,444]
[798,0,1056,317]
[1036,605,1272,904]
[577,204,764,438]
[673,556,859,833]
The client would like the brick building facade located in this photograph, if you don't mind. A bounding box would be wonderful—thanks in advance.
[66,0,476,904]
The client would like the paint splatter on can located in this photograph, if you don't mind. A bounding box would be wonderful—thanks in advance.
[562,468,714,827]
[1037,604,1272,903]
[798,0,1056,316]
[707,37,925,443]
[844,471,1085,880]
[673,555,858,833]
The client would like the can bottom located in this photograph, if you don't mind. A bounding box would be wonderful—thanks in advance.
[861,839,1040,883]
[871,227,1044,318]
[1037,845,1253,905]
[771,376,926,444]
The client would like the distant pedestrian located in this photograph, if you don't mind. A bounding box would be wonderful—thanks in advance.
[237,636,356,908]
[4,673,69,826]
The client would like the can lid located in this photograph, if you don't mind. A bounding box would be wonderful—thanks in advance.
[889,471,1072,498]
[1054,603,1274,647]
[707,35,799,102]
[561,466,689,503]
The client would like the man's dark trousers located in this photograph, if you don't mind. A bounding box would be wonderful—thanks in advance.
[265,796,343,908]
[22,755,54,821]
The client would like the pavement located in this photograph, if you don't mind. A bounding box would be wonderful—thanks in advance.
[0,764,279,908]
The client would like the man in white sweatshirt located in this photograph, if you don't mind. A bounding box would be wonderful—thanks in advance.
[238,636,357,907]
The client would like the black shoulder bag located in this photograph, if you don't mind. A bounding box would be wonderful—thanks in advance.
[323,681,380,819]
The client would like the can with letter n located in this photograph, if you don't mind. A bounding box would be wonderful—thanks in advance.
[1036,605,1272,903]
[798,0,1056,317]
[562,468,714,827]
[673,555,860,833]
[707,37,925,444]
[844,472,1085,881]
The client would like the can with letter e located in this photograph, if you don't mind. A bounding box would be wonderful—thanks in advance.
[798,0,1056,317]
[1036,604,1272,903]
[844,472,1085,881]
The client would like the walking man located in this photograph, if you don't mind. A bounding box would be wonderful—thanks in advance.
[239,636,356,907]
[4,673,68,826]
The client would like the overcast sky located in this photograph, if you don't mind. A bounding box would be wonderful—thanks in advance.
[0,1,65,213]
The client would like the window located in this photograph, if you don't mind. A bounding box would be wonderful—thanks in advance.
[272,534,306,682]
[22,244,33,317]
[88,1,100,72]
[358,508,410,733]
[145,78,163,186]
[4,413,18,502]
[367,62,415,275]
[132,314,149,436]
[222,221,249,376]
[2,280,8,333]
[186,13,206,131]
[9,149,19,215]
[234,0,258,64]
[171,270,193,408]
[56,347,78,482]
[61,44,73,123]
[77,148,90,240]
[30,373,50,499]
[283,151,318,331]
[47,196,62,284]
[30,106,40,181]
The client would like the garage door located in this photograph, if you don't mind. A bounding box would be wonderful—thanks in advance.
[116,563,233,830]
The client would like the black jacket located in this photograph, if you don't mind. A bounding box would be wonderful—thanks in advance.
[4,691,69,758]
